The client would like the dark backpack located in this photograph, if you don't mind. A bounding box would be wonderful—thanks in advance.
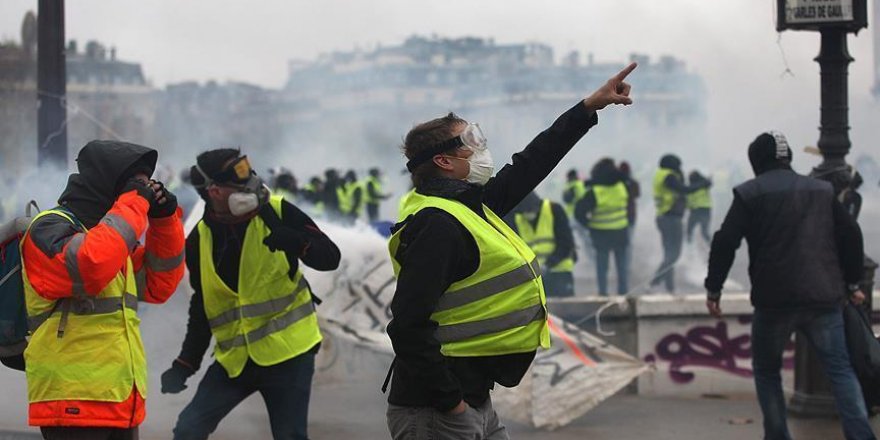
[0,201,39,371]
[843,302,880,410]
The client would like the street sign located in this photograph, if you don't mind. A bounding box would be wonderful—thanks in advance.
[777,0,868,32]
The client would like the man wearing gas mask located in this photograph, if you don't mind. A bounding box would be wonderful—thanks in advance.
[162,149,341,440]
[385,63,637,439]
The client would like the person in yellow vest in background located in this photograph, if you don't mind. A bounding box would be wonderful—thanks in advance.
[342,170,364,223]
[364,167,392,222]
[575,158,631,296]
[505,191,576,297]
[273,169,299,203]
[161,149,341,440]
[300,176,325,218]
[686,170,713,244]
[562,168,587,216]
[385,63,636,439]
[650,154,710,293]
[20,140,185,439]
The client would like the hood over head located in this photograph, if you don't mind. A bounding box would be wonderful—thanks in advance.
[748,132,792,176]
[659,154,682,172]
[59,140,157,228]
[590,157,622,185]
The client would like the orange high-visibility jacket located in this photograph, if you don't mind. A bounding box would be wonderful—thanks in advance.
[21,190,185,428]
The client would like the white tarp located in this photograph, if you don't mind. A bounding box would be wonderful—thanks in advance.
[303,221,648,430]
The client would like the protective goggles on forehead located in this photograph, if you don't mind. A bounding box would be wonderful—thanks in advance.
[193,155,256,188]
[405,123,487,172]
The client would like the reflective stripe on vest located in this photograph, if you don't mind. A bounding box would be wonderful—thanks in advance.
[514,200,574,273]
[588,182,629,230]
[563,180,587,216]
[22,209,148,404]
[199,195,322,379]
[687,187,711,209]
[653,168,678,216]
[390,192,550,357]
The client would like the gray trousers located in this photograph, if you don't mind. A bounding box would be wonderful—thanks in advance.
[387,397,508,440]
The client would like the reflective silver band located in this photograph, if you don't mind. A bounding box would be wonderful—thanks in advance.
[27,292,139,332]
[526,238,555,247]
[64,234,87,299]
[101,213,138,251]
[434,303,546,344]
[436,259,540,313]
[208,278,308,329]
[135,269,147,300]
[216,300,316,352]
[145,250,184,272]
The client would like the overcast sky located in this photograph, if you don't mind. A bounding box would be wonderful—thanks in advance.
[1,0,878,165]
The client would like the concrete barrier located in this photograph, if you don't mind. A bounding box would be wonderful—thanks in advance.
[549,291,880,397]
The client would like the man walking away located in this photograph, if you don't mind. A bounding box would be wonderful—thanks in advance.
[705,131,876,440]
[575,158,630,296]
[650,154,707,293]
[686,170,713,244]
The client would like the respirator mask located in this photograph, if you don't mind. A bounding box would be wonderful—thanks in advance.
[194,155,270,216]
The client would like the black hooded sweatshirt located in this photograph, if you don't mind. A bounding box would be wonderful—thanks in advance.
[387,102,597,412]
[705,135,863,309]
[59,140,158,228]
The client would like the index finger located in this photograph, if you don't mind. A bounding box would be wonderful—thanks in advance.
[614,62,638,82]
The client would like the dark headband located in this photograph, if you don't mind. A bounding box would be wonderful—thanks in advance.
[405,137,465,172]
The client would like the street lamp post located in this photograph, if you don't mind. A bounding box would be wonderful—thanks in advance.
[36,0,67,169]
[776,0,868,417]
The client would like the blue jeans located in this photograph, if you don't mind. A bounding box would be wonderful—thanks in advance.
[752,307,876,440]
[173,353,315,440]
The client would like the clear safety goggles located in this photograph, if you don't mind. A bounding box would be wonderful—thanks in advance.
[405,123,488,172]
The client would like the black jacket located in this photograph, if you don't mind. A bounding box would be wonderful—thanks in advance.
[661,171,707,217]
[387,101,597,412]
[176,200,341,371]
[705,169,863,309]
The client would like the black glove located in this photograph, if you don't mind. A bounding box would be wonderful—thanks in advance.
[148,180,179,218]
[120,178,156,206]
[263,227,308,254]
[160,360,194,394]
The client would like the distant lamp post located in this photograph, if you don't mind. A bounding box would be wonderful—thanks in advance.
[776,0,868,418]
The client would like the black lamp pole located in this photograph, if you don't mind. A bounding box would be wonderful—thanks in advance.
[36,0,67,169]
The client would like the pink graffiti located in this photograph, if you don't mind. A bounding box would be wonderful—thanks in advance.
[643,321,795,384]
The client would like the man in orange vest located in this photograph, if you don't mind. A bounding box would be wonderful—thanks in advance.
[20,140,185,440]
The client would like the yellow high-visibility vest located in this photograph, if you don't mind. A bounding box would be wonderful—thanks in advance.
[687,188,711,209]
[563,180,587,217]
[23,209,147,404]
[198,195,322,378]
[390,192,550,357]
[364,176,382,205]
[588,182,629,230]
[514,199,574,273]
[653,168,679,216]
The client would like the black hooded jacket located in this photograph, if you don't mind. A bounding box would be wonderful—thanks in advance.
[705,135,863,309]
[59,140,157,228]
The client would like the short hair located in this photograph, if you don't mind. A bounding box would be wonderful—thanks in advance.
[403,112,467,187]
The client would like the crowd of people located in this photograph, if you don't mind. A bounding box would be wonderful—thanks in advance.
[2,60,876,440]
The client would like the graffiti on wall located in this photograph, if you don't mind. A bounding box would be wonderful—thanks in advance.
[643,318,795,384]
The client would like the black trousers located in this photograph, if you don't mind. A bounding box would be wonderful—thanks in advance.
[367,203,380,222]
[687,208,711,243]
[41,427,138,440]
[651,215,683,293]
